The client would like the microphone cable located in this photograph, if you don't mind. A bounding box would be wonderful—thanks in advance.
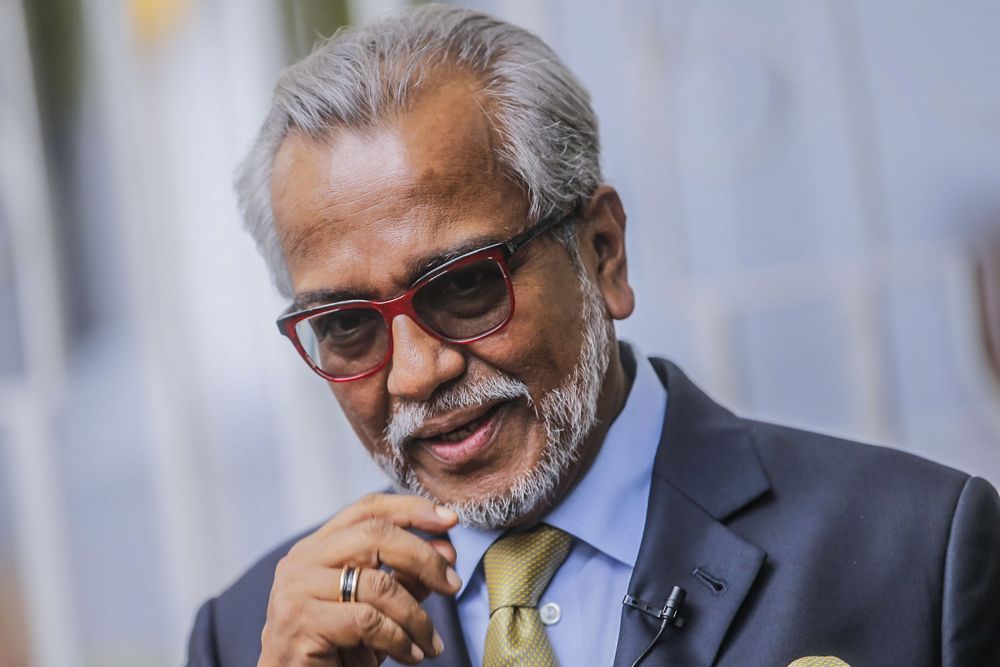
[624,585,686,667]
[630,618,669,667]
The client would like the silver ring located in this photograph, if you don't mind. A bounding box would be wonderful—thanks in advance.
[339,566,359,603]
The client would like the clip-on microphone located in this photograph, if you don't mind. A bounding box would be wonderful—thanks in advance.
[623,586,686,667]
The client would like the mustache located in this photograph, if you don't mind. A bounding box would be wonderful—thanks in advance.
[384,370,533,450]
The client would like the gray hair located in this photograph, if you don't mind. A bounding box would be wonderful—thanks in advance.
[235,3,602,297]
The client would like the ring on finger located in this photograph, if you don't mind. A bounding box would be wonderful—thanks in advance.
[339,566,360,603]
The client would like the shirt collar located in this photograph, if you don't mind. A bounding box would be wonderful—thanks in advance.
[448,345,667,595]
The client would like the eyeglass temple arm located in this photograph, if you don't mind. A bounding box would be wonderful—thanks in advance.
[503,207,577,255]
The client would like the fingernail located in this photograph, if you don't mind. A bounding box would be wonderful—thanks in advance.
[411,644,424,662]
[446,566,462,590]
[433,631,444,655]
[435,505,458,521]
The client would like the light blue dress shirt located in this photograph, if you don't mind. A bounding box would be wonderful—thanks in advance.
[448,347,667,666]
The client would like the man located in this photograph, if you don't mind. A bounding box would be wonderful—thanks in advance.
[188,5,1000,666]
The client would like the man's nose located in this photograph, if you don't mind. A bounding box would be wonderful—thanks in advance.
[386,315,466,402]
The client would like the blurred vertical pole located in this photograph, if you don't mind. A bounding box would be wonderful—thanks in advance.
[0,0,82,665]
[78,1,213,657]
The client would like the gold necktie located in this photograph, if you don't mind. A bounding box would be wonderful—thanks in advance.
[482,525,572,667]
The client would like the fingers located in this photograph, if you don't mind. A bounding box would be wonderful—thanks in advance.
[297,494,461,598]
[429,539,457,566]
[259,493,461,665]
[263,563,442,665]
[339,648,378,667]
[393,569,430,602]
[320,494,458,536]
[294,566,441,657]
[266,598,428,665]
[394,539,456,602]
[301,518,462,597]
[341,602,425,664]
[357,568,443,657]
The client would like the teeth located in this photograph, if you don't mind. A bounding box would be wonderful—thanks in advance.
[437,414,487,442]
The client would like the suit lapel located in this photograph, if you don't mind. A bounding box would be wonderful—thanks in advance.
[612,477,767,666]
[425,592,473,666]
[613,360,770,667]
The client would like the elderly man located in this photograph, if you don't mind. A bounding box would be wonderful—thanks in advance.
[187,5,1000,666]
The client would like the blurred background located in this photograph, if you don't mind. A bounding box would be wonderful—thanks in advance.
[1,0,999,664]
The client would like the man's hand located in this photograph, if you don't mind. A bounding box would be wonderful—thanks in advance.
[258,494,462,666]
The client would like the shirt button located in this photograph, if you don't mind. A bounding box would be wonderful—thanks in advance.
[539,602,561,626]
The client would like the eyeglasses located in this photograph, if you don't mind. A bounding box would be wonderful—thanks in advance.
[276,213,572,381]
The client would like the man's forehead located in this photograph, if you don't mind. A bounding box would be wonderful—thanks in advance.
[270,70,504,211]
[271,132,480,269]
[272,125,492,204]
[271,132,524,280]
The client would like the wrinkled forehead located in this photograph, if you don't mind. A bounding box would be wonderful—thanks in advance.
[269,73,529,303]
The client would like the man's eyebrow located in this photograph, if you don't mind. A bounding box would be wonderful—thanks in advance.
[293,288,366,311]
[406,233,506,278]
[291,233,508,311]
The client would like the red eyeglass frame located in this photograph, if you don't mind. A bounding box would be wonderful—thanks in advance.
[276,212,570,382]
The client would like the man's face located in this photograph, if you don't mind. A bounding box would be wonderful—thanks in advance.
[270,74,618,526]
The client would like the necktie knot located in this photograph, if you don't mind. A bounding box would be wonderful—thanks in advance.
[484,524,572,613]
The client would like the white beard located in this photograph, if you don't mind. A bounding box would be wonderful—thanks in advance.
[373,265,614,529]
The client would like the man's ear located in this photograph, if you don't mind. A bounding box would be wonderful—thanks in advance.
[579,184,635,321]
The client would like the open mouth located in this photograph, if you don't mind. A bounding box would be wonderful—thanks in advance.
[432,403,504,442]
[416,402,508,466]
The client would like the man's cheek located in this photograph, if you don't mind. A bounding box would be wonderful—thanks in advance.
[468,333,541,387]
[331,394,388,453]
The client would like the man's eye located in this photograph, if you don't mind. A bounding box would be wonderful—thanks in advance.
[331,312,361,333]
[313,310,378,342]
[432,261,506,299]
[415,262,508,325]
[440,267,488,294]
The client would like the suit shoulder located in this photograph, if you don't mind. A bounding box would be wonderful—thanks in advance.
[745,418,971,504]
[219,530,305,610]
[198,529,312,665]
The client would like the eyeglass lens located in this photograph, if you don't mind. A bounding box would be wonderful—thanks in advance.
[293,257,512,378]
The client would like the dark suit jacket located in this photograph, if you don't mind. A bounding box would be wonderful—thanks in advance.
[188,359,1000,666]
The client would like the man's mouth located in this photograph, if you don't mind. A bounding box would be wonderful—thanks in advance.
[411,402,508,466]
[435,407,496,441]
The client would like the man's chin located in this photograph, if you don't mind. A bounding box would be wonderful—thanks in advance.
[408,461,570,529]
[373,458,539,529]
[441,493,548,530]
